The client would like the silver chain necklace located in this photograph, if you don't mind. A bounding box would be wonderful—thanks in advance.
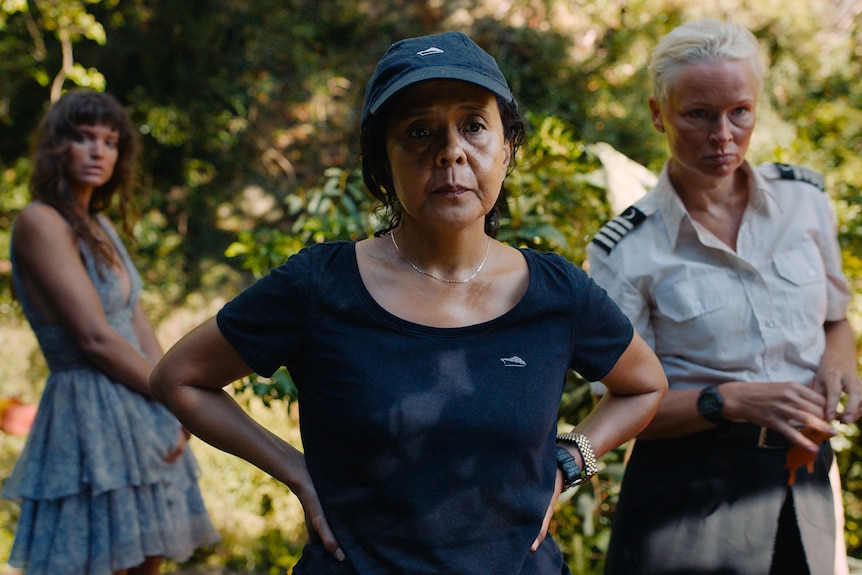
[390,231,491,284]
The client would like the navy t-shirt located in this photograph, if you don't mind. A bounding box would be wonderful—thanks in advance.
[217,241,632,575]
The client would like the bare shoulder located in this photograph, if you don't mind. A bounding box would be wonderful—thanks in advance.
[354,235,387,263]
[12,203,76,259]
[496,240,527,267]
[491,240,529,297]
[353,235,395,296]
[14,202,72,235]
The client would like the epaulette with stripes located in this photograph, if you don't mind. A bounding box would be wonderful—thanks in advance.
[591,206,647,254]
[774,163,825,192]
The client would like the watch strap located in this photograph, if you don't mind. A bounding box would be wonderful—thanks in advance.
[556,445,582,491]
[556,431,598,482]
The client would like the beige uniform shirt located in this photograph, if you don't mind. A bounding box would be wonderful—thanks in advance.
[587,161,850,391]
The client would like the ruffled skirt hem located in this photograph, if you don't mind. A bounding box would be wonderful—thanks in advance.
[7,473,220,574]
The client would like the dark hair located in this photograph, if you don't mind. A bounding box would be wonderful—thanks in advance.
[361,95,526,237]
[29,89,139,267]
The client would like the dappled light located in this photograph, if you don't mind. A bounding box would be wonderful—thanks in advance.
[0,1,860,573]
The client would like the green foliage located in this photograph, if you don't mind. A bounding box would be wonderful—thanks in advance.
[0,434,26,565]
[224,167,376,277]
[153,391,309,574]
[836,423,862,551]
[1,1,861,573]
[233,368,298,410]
[501,114,609,265]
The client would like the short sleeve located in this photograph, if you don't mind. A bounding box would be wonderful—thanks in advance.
[216,247,314,377]
[562,256,634,382]
[587,242,653,347]
[812,193,851,321]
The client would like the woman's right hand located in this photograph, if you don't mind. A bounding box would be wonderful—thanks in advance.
[151,318,346,561]
[530,466,564,552]
[297,479,345,562]
[162,427,190,463]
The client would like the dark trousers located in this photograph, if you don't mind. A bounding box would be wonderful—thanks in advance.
[769,490,811,575]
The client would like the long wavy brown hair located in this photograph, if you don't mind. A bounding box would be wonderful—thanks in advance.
[29,89,139,268]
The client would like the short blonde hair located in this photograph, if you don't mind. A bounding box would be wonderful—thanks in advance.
[649,19,762,104]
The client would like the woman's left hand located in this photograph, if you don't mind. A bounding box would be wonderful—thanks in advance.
[814,319,862,423]
[813,362,862,424]
[531,468,564,551]
[162,427,190,463]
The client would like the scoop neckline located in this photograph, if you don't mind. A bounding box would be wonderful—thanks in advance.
[347,241,535,336]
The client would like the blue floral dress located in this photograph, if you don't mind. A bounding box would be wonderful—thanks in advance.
[3,215,219,574]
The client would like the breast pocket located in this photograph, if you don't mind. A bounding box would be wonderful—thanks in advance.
[653,272,730,323]
[651,270,747,363]
[773,241,825,287]
[772,240,827,333]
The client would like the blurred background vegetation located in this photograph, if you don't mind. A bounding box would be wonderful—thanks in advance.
[0,0,860,573]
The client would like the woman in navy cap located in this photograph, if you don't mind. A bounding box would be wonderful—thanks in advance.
[151,31,667,574]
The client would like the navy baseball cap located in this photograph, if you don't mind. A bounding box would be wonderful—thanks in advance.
[361,31,515,128]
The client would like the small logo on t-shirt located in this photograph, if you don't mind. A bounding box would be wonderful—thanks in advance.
[500,356,526,367]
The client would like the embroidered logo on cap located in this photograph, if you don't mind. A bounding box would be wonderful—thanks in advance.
[416,46,444,56]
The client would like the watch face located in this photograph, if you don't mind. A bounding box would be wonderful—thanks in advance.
[698,386,724,423]
[700,392,720,412]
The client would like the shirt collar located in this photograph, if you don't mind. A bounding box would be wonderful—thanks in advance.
[748,162,783,215]
[653,163,689,249]
[654,160,782,249]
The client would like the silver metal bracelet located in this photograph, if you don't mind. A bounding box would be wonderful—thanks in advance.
[556,431,597,484]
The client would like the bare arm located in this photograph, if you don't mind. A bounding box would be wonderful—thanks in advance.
[532,330,666,551]
[13,204,155,396]
[636,320,859,451]
[149,317,344,561]
[636,382,831,452]
[569,330,667,459]
[132,301,163,363]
